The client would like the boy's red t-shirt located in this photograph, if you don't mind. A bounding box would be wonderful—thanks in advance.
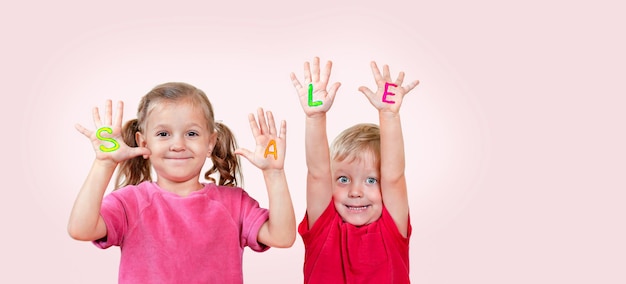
[298,201,411,283]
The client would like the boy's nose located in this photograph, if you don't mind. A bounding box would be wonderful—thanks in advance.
[348,186,363,198]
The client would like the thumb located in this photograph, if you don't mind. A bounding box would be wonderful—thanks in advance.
[234,148,253,163]
[130,147,151,159]
[358,86,375,99]
[328,82,341,99]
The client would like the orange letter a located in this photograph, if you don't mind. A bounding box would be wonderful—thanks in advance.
[264,139,277,160]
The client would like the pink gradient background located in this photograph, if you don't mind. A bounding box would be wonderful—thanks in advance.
[2,0,624,283]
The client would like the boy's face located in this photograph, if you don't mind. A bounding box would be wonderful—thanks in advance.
[331,152,382,226]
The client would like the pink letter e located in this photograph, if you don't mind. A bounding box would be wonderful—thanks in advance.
[382,82,397,104]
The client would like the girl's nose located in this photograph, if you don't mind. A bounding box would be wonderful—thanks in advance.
[169,136,186,151]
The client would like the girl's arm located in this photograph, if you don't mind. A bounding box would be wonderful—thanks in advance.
[68,100,150,241]
[235,108,296,248]
[290,56,341,226]
[358,62,419,237]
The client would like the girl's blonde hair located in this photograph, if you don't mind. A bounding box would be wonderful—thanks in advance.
[115,82,242,188]
[330,123,381,166]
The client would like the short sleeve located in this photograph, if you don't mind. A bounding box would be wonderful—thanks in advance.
[238,190,270,252]
[92,191,129,249]
[298,201,335,244]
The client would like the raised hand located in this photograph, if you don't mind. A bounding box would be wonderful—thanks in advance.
[358,61,419,114]
[290,56,341,117]
[74,100,150,164]
[235,108,286,171]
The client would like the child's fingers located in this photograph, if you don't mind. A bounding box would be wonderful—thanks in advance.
[114,101,124,127]
[256,108,268,135]
[279,120,286,141]
[234,148,254,163]
[403,80,420,94]
[74,123,93,138]
[358,86,375,99]
[266,110,277,136]
[370,61,383,82]
[92,106,102,126]
[327,82,341,102]
[304,61,312,83]
[382,64,391,81]
[104,100,113,126]
[312,56,320,82]
[322,60,333,83]
[247,113,260,138]
[395,71,405,86]
[129,147,151,159]
[290,72,303,90]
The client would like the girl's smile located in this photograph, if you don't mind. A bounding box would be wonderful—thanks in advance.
[136,101,217,194]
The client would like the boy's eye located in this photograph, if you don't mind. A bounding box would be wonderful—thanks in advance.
[156,131,169,137]
[337,176,350,184]
[365,177,378,184]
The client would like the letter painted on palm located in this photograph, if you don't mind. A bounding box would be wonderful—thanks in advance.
[96,126,120,152]
[264,139,278,160]
[383,82,397,104]
[308,84,323,107]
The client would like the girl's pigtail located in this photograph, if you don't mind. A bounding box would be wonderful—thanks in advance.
[115,119,152,189]
[205,122,242,187]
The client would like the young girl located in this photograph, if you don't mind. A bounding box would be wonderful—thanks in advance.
[68,82,296,283]
[290,57,419,283]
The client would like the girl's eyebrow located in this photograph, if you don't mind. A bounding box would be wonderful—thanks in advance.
[150,122,205,130]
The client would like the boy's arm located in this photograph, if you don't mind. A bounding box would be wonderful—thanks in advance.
[290,57,341,227]
[68,100,151,241]
[235,108,296,248]
[359,62,419,237]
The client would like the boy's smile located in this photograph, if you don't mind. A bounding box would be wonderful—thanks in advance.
[331,151,382,226]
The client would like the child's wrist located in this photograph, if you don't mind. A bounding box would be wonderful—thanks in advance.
[262,168,285,177]
[306,112,327,119]
[379,110,400,119]
[93,159,118,169]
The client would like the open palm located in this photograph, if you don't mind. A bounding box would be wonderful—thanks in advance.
[75,100,150,163]
[235,108,286,171]
[358,61,419,114]
[290,56,341,117]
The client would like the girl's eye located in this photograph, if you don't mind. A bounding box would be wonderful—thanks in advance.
[156,131,169,137]
[365,177,378,184]
[187,131,199,137]
[337,176,350,184]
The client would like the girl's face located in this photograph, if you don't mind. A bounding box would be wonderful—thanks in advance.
[331,152,382,226]
[136,101,216,191]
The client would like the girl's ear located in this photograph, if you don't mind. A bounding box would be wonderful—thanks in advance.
[135,131,146,147]
[135,132,149,159]
[207,131,218,158]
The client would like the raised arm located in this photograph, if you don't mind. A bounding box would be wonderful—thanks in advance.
[290,56,341,226]
[358,62,419,237]
[68,100,150,241]
[235,108,296,248]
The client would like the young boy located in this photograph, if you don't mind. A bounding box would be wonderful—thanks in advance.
[290,57,419,283]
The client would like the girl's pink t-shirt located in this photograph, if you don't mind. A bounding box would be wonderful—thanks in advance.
[94,181,269,283]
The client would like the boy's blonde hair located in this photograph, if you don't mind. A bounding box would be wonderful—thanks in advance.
[330,123,381,166]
